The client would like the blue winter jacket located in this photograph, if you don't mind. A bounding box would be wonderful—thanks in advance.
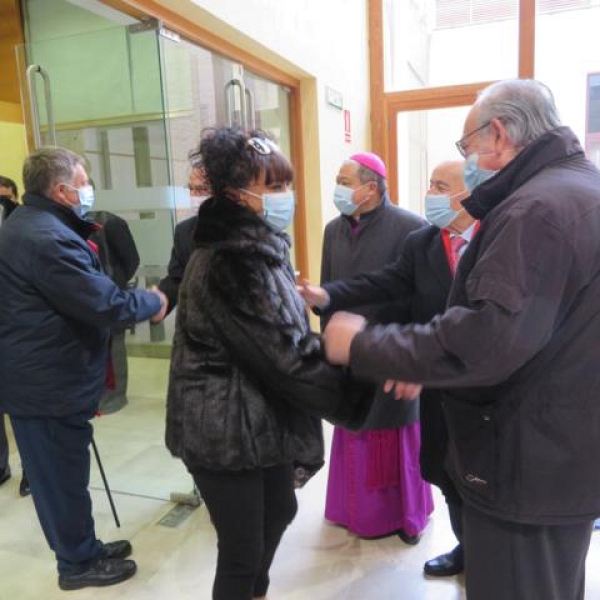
[0,193,161,417]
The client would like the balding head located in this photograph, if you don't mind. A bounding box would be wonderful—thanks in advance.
[428,160,466,208]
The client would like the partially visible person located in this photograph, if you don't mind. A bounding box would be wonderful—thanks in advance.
[0,147,167,590]
[0,175,30,497]
[323,79,600,600]
[318,152,431,543]
[159,162,210,309]
[165,127,373,600]
[89,203,141,414]
[0,175,19,221]
[300,160,473,576]
[159,162,211,505]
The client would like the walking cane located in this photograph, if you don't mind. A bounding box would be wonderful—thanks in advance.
[91,437,120,528]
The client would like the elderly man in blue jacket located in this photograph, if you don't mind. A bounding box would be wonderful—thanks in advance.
[0,147,167,590]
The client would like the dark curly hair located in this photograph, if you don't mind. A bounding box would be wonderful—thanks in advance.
[190,126,293,198]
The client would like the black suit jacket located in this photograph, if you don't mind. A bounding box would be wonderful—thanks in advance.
[324,225,459,500]
[159,215,198,311]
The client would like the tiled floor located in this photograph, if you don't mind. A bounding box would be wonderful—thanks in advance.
[1,356,600,599]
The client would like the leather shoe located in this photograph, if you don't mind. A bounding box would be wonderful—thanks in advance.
[58,558,137,590]
[397,529,421,545]
[424,544,464,577]
[101,540,132,560]
[19,474,30,497]
[0,465,11,486]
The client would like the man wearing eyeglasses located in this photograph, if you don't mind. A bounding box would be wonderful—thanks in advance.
[159,163,210,309]
[323,79,600,600]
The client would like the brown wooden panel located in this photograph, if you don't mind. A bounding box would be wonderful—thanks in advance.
[368,0,386,160]
[0,0,25,106]
[519,0,535,78]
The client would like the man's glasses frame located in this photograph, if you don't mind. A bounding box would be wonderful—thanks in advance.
[455,121,491,158]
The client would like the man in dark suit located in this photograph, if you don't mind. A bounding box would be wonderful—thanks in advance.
[159,163,209,309]
[159,162,210,506]
[300,160,474,577]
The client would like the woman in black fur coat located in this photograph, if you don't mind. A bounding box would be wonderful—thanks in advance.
[165,127,372,600]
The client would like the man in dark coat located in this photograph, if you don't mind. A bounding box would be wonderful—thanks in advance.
[0,175,30,497]
[0,147,167,590]
[323,79,600,600]
[159,164,210,309]
[159,163,210,505]
[89,209,141,413]
[318,152,431,543]
[300,160,473,575]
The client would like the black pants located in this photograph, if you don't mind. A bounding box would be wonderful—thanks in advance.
[463,503,593,600]
[193,464,297,600]
[0,414,8,472]
[11,412,102,575]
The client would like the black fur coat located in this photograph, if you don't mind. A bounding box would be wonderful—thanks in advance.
[165,196,373,472]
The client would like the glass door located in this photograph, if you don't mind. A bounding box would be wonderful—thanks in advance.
[16,19,177,356]
[158,34,297,259]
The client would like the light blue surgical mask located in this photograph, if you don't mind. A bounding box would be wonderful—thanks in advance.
[424,193,464,229]
[242,189,295,231]
[333,183,371,216]
[464,153,497,192]
[68,184,95,217]
[262,190,295,231]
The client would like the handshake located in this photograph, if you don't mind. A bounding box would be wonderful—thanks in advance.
[148,286,168,324]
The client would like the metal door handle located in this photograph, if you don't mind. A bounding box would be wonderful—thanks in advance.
[26,65,57,149]
[245,87,256,130]
[224,78,247,129]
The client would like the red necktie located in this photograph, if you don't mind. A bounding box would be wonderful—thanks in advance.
[449,236,467,274]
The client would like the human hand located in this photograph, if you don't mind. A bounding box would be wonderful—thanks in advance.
[383,379,422,401]
[149,286,168,323]
[323,311,366,365]
[296,279,330,309]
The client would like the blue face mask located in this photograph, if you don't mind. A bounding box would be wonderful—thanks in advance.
[333,184,358,216]
[424,193,463,229]
[334,182,374,216]
[69,184,95,217]
[262,190,295,231]
[464,153,497,192]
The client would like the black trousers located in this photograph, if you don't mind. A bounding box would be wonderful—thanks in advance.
[193,464,298,600]
[11,412,102,575]
[463,503,593,600]
[0,414,8,472]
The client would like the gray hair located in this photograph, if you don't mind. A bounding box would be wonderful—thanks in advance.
[23,147,85,197]
[356,164,387,195]
[475,79,562,147]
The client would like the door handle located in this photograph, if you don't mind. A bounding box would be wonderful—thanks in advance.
[224,78,247,129]
[26,65,57,149]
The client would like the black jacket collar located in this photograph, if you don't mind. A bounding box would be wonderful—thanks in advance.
[463,126,584,220]
[23,192,98,240]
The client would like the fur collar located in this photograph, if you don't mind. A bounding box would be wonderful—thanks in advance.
[194,194,290,262]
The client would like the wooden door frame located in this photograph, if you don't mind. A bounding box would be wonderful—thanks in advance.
[368,0,536,204]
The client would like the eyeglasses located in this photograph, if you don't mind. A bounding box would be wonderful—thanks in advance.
[455,121,491,158]
[247,137,276,155]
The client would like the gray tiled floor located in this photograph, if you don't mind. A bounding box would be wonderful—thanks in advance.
[1,356,599,599]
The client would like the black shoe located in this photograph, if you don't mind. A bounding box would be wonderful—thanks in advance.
[397,529,421,545]
[0,465,11,486]
[58,558,137,591]
[101,540,132,560]
[424,544,464,577]
[19,474,30,497]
